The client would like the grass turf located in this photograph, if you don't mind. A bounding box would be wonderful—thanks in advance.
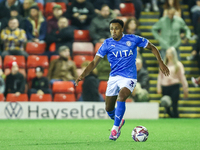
[0,119,200,150]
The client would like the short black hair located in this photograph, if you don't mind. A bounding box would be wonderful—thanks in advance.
[109,19,124,28]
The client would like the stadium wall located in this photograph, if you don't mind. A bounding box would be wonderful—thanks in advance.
[0,102,159,119]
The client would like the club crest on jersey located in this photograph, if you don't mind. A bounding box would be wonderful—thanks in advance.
[126,41,132,47]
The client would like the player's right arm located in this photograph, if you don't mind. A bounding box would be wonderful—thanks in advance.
[75,55,102,86]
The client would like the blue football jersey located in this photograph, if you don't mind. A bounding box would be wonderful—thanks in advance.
[96,34,148,79]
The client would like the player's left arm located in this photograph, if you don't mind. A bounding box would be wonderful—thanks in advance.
[145,42,170,76]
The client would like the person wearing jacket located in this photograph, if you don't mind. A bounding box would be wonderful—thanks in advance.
[5,61,26,97]
[24,5,47,42]
[152,7,191,60]
[64,0,96,29]
[47,46,78,85]
[89,4,115,45]
[78,61,104,102]
[46,16,74,56]
[28,66,52,98]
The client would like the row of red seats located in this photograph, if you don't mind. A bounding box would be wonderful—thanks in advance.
[1,54,95,81]
[37,2,135,17]
[0,80,108,102]
[27,41,102,56]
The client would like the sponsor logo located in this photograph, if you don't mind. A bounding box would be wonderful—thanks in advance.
[4,102,23,119]
[111,45,115,47]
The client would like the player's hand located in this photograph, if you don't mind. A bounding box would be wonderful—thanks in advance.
[75,76,84,86]
[159,61,170,76]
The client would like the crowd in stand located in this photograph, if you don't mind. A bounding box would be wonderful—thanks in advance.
[0,0,199,108]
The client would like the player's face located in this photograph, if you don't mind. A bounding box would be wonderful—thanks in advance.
[110,23,123,41]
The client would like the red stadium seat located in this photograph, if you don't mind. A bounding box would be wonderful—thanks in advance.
[30,94,52,102]
[52,81,75,94]
[73,55,93,68]
[98,81,107,94]
[4,68,26,77]
[37,3,44,13]
[54,93,76,102]
[27,68,48,81]
[74,30,91,42]
[119,3,135,16]
[0,93,5,101]
[116,16,129,24]
[27,55,49,69]
[75,80,83,95]
[45,2,66,17]
[26,42,46,54]
[73,42,94,55]
[94,42,103,53]
[6,94,28,102]
[4,55,25,69]
[49,42,56,52]
[0,56,2,68]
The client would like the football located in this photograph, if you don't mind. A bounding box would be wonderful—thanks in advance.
[132,126,149,142]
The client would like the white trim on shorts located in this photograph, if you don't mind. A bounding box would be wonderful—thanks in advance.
[105,75,137,97]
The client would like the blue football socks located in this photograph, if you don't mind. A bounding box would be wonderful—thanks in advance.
[107,108,115,120]
[114,101,126,126]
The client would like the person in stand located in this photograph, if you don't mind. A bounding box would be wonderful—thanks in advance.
[157,47,188,118]
[5,61,26,97]
[28,66,52,98]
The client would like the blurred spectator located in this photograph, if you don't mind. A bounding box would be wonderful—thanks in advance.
[124,17,141,35]
[24,5,47,42]
[64,0,96,30]
[121,0,143,20]
[28,66,52,98]
[96,55,111,81]
[157,47,188,118]
[191,0,200,37]
[0,69,5,94]
[47,4,63,34]
[47,46,78,85]
[5,61,26,97]
[143,0,159,12]
[89,4,114,45]
[162,0,181,17]
[130,58,149,102]
[124,17,145,58]
[1,17,28,59]
[78,61,104,102]
[46,16,74,56]
[88,0,121,16]
[22,0,35,18]
[0,0,24,20]
[0,5,25,31]
[191,76,200,87]
[152,7,191,60]
[20,0,44,5]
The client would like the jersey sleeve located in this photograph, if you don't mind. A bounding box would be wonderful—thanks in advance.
[96,40,108,58]
[134,35,149,48]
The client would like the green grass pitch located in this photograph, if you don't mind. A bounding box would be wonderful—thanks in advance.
[0,119,200,150]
